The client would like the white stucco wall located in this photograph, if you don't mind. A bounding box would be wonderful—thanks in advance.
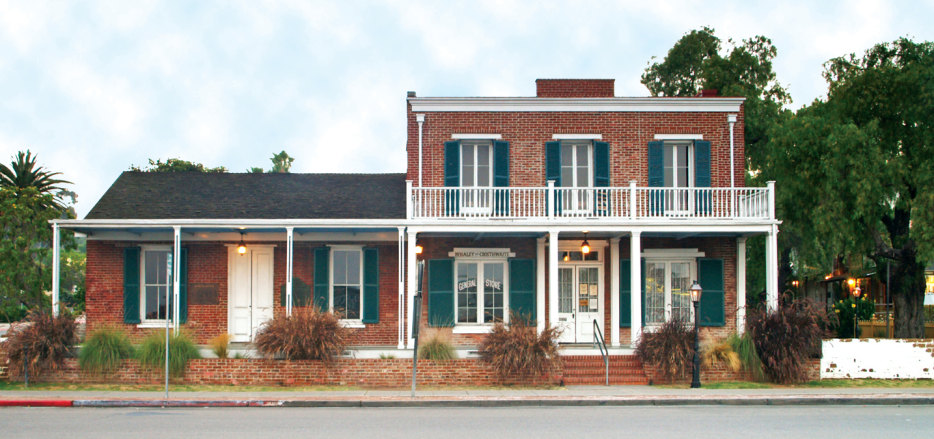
[821,338,934,379]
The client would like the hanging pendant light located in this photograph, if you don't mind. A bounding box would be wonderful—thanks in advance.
[237,232,247,255]
[580,232,591,255]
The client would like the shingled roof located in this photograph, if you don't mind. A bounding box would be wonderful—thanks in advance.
[86,172,407,220]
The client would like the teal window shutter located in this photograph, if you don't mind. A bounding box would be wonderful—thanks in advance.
[647,141,665,215]
[508,259,535,323]
[123,247,141,324]
[698,258,725,326]
[641,258,647,327]
[362,247,380,323]
[179,248,188,324]
[313,247,330,311]
[444,140,460,216]
[594,141,609,187]
[280,278,312,307]
[545,141,561,214]
[694,140,712,215]
[427,259,455,327]
[493,140,510,216]
[620,258,631,327]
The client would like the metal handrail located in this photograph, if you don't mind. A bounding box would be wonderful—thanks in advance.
[593,319,609,386]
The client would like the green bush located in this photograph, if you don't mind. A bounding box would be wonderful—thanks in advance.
[79,327,135,374]
[137,331,201,377]
[635,317,695,382]
[748,298,830,384]
[832,297,874,338]
[2,310,77,378]
[418,328,457,361]
[726,332,765,381]
[253,308,349,362]
[477,314,560,380]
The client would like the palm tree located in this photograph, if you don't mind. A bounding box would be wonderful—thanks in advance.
[0,150,71,209]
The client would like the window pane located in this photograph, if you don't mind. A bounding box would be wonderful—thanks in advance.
[645,262,666,325]
[671,263,691,322]
[462,145,474,187]
[145,286,160,320]
[477,163,490,186]
[561,144,573,166]
[477,144,489,166]
[145,252,159,285]
[334,286,347,317]
[559,268,573,313]
[346,286,360,320]
[457,263,478,323]
[483,263,504,323]
[561,168,572,188]
[333,251,347,284]
[346,251,360,284]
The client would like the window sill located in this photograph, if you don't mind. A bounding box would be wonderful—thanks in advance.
[137,322,171,329]
[452,325,493,334]
[340,320,366,329]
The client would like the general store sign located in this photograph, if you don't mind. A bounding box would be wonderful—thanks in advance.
[449,248,514,258]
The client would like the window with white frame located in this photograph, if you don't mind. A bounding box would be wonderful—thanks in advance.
[456,261,506,324]
[332,248,362,320]
[560,140,593,188]
[644,258,696,326]
[141,247,174,321]
[460,140,493,188]
[663,141,693,189]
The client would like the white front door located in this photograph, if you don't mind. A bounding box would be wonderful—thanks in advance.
[228,246,275,342]
[556,265,603,343]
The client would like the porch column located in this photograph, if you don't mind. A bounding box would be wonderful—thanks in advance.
[536,236,546,334]
[630,230,642,346]
[547,230,559,330]
[736,236,747,334]
[610,237,620,346]
[397,227,405,349]
[286,227,294,316]
[766,225,780,312]
[172,226,181,333]
[50,222,61,317]
[406,230,418,349]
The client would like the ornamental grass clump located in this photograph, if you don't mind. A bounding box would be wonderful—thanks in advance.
[727,331,765,381]
[137,331,201,377]
[477,314,561,380]
[208,333,231,359]
[79,327,135,374]
[418,328,457,361]
[253,307,349,362]
[747,298,830,384]
[2,310,77,379]
[701,335,741,373]
[635,317,695,382]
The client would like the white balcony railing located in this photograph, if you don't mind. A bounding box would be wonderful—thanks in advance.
[407,181,775,221]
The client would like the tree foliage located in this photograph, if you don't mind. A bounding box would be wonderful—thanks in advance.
[130,158,227,173]
[0,150,71,210]
[766,38,934,337]
[269,150,294,173]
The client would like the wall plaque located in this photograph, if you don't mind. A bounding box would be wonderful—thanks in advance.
[189,283,219,305]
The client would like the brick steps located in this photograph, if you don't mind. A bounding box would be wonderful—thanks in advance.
[561,354,648,385]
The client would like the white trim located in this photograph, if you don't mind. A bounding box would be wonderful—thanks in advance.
[654,134,704,140]
[409,97,745,113]
[453,258,509,326]
[329,245,365,321]
[139,245,173,325]
[452,133,502,140]
[552,134,602,140]
[452,325,494,334]
[641,248,705,258]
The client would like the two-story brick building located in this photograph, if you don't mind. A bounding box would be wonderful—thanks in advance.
[52,79,780,359]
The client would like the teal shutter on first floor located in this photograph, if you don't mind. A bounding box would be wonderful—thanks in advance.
[698,258,725,326]
[123,247,141,324]
[620,259,631,327]
[313,247,330,311]
[178,248,188,324]
[280,278,312,307]
[362,247,380,323]
[508,259,535,323]
[427,259,455,327]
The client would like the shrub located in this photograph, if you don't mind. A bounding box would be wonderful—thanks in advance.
[478,314,561,380]
[635,317,695,382]
[137,331,201,377]
[2,310,77,378]
[418,328,457,361]
[208,333,231,359]
[253,308,349,362]
[727,331,765,381]
[923,305,934,323]
[832,297,874,338]
[79,327,134,374]
[701,335,740,372]
[748,298,829,384]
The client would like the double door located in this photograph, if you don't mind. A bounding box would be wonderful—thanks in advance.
[228,246,274,342]
[556,265,602,343]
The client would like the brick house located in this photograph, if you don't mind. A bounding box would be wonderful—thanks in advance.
[52,79,780,357]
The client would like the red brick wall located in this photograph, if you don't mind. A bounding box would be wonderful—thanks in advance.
[85,240,402,346]
[405,104,745,190]
[535,79,615,97]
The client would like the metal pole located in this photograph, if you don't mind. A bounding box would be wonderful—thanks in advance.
[691,301,701,388]
[165,253,171,401]
[886,261,891,338]
[410,293,421,397]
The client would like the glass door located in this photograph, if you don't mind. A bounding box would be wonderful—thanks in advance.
[555,264,602,343]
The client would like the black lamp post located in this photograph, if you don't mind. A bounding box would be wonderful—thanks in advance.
[690,280,703,389]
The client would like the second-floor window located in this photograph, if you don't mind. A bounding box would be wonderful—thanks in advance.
[664,141,693,189]
[461,140,493,188]
[560,141,593,188]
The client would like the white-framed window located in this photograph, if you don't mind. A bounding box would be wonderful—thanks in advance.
[460,140,493,188]
[663,141,694,189]
[456,260,507,324]
[560,140,593,188]
[643,249,703,326]
[141,245,173,322]
[331,247,363,321]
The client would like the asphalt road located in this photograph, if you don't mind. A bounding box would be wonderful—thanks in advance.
[2,405,932,438]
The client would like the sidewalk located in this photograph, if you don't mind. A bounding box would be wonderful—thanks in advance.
[3,386,934,407]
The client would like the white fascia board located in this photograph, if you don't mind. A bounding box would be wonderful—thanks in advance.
[552,134,603,140]
[87,231,399,242]
[654,134,704,140]
[451,133,502,139]
[408,223,776,234]
[53,218,405,229]
[409,97,745,113]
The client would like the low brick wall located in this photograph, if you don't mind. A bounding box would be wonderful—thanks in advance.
[822,338,934,379]
[29,358,559,387]
[642,358,820,384]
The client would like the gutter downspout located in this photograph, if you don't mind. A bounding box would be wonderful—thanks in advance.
[416,114,425,187]
[728,114,737,216]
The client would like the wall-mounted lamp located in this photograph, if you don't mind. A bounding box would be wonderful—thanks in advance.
[580,232,591,255]
[415,245,423,255]
[237,232,247,255]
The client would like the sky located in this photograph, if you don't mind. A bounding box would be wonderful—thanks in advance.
[1,0,933,218]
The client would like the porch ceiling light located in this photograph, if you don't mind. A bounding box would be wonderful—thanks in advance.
[237,232,247,255]
[690,280,703,303]
[580,233,591,255]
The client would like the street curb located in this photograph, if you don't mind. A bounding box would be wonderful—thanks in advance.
[0,396,913,408]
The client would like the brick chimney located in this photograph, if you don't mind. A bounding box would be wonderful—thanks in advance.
[535,79,615,98]
[698,89,719,97]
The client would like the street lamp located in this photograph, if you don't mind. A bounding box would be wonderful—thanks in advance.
[690,280,703,389]
[853,284,862,338]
